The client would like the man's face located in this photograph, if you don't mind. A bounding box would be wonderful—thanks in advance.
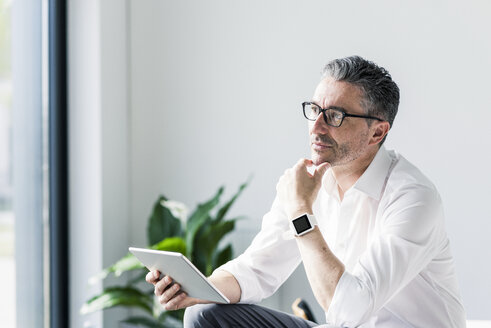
[309,77,372,167]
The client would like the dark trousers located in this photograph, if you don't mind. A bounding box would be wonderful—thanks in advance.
[183,303,331,328]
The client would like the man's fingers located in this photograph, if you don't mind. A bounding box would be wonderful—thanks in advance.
[164,292,188,311]
[145,271,153,283]
[295,158,313,168]
[159,283,181,304]
[146,270,161,284]
[314,162,330,180]
[154,275,173,296]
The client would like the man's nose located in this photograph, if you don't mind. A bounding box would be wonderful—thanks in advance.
[310,113,329,134]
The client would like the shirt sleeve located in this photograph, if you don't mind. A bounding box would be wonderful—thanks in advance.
[326,185,445,327]
[216,197,302,303]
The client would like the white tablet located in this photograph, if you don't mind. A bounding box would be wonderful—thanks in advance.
[129,247,230,304]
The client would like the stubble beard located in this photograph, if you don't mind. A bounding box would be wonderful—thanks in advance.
[311,131,369,167]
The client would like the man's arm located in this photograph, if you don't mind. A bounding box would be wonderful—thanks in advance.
[276,158,344,312]
[292,225,345,312]
[209,269,242,303]
[145,269,241,311]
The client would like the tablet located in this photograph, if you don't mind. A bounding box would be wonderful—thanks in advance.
[129,247,230,304]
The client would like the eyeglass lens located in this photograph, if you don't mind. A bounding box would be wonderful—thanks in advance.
[304,103,344,127]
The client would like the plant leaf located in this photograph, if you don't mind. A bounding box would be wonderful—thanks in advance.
[80,286,152,315]
[158,309,185,324]
[185,187,223,259]
[214,180,249,223]
[122,316,165,328]
[213,244,233,269]
[188,215,212,274]
[113,253,145,277]
[148,195,183,245]
[88,268,111,285]
[89,254,143,284]
[90,237,187,285]
[151,237,186,255]
[193,219,236,276]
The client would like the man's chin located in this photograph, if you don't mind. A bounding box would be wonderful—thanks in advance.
[311,154,331,167]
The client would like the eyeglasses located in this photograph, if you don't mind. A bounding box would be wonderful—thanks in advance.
[302,102,384,127]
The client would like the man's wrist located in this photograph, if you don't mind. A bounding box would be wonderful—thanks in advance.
[290,213,318,237]
[289,206,313,221]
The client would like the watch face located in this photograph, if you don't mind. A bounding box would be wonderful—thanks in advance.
[292,214,312,234]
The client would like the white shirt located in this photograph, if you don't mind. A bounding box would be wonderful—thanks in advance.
[219,147,466,327]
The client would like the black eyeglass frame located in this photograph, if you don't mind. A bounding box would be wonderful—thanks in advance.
[302,101,384,127]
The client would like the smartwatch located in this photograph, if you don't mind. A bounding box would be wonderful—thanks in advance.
[291,214,317,237]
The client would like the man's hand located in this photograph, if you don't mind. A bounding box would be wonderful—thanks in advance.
[145,270,205,311]
[276,159,329,219]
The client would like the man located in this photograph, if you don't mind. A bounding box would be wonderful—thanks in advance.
[146,56,466,327]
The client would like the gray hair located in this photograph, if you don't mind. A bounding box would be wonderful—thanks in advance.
[322,56,400,143]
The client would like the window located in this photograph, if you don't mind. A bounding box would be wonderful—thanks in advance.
[0,0,69,327]
[0,0,16,326]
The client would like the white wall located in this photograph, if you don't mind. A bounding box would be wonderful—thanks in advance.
[68,0,491,326]
[68,0,103,326]
[128,0,491,322]
[69,0,130,327]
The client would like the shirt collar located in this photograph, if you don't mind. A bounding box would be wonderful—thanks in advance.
[352,146,393,200]
[322,146,394,201]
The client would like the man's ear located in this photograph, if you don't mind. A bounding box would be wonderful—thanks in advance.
[369,121,390,146]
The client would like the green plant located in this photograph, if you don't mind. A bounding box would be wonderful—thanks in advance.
[81,181,248,327]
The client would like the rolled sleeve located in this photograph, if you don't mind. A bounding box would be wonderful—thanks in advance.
[215,197,302,304]
[217,255,265,303]
[326,271,373,327]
